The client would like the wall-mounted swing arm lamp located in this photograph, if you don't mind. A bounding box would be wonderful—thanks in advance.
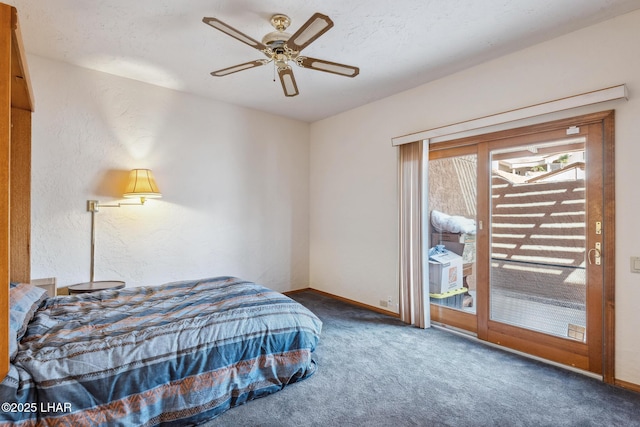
[87,169,162,283]
[87,169,162,212]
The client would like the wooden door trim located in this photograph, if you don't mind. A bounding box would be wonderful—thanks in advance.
[601,112,615,383]
[476,143,490,341]
[430,305,477,333]
[487,328,590,371]
[585,121,605,375]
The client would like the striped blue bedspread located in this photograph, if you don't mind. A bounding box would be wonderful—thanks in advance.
[0,277,322,426]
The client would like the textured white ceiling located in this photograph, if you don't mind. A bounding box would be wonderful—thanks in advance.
[9,0,640,122]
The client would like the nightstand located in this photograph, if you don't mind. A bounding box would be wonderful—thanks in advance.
[68,280,126,295]
[31,277,56,298]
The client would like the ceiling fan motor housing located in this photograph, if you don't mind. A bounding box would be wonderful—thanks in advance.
[262,31,292,49]
[262,14,293,50]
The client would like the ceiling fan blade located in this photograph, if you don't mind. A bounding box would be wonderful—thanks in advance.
[203,17,268,52]
[211,60,268,77]
[298,57,360,77]
[285,13,333,52]
[277,67,299,97]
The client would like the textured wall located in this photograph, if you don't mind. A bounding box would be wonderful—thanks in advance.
[28,55,310,293]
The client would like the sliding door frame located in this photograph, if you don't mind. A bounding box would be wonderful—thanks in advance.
[428,110,615,383]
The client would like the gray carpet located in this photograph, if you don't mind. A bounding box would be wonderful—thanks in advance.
[207,291,640,426]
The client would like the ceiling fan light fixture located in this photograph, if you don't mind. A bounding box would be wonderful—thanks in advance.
[275,60,288,70]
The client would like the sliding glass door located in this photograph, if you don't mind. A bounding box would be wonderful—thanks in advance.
[426,111,614,377]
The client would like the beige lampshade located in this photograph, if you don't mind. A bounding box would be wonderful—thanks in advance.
[123,169,162,200]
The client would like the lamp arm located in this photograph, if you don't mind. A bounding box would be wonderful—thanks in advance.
[87,198,146,212]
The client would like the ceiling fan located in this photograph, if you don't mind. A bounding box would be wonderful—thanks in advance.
[202,12,360,97]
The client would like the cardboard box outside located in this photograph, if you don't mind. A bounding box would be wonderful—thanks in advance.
[428,249,464,294]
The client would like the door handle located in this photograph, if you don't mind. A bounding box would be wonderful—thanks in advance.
[588,242,601,265]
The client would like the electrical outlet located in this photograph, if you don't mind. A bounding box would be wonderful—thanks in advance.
[379,299,388,308]
[387,296,393,306]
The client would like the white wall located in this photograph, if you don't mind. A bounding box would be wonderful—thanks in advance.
[309,10,640,385]
[29,55,310,293]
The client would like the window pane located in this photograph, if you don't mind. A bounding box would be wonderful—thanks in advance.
[489,138,587,340]
[428,154,477,314]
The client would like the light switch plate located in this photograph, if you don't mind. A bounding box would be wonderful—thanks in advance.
[631,257,640,273]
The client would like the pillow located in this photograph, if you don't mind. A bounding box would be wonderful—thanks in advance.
[9,283,47,360]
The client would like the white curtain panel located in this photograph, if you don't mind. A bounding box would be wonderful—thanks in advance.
[398,141,429,328]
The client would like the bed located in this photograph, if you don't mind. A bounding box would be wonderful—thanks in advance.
[1,276,322,426]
